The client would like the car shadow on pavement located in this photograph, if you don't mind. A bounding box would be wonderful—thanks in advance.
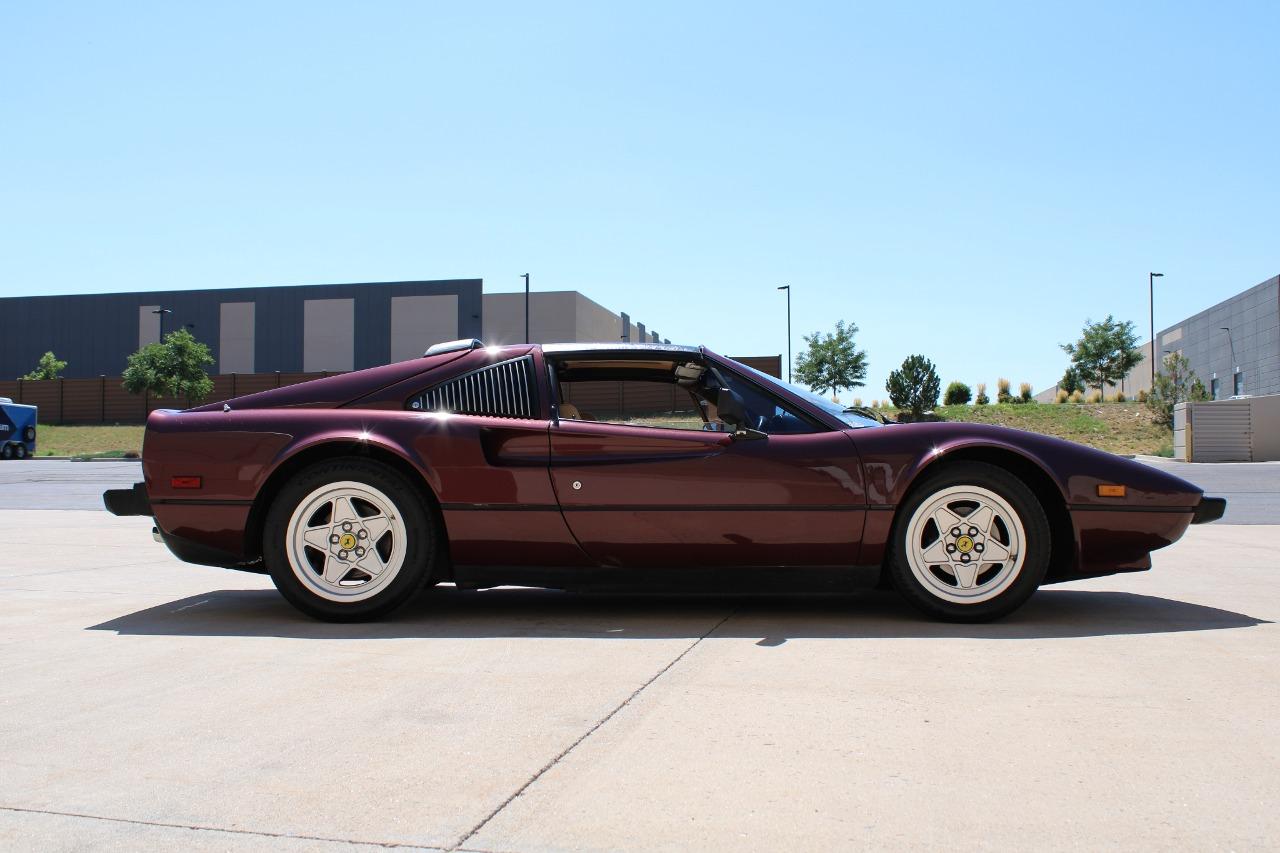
[87,586,1271,641]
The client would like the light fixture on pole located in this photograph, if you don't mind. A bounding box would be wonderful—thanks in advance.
[152,307,173,339]
[521,274,530,344]
[1148,272,1163,389]
[777,285,791,383]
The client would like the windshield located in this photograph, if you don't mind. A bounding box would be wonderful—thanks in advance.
[731,361,884,429]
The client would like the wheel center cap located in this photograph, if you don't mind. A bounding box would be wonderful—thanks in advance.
[338,532,357,551]
[955,535,975,553]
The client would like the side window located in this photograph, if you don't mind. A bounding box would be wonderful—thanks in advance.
[560,379,706,431]
[718,369,818,435]
[408,356,539,418]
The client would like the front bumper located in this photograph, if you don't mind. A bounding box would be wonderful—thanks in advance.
[103,482,151,517]
[1192,496,1227,525]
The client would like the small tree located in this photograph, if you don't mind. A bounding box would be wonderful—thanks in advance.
[886,354,941,419]
[1059,366,1084,395]
[1147,352,1210,427]
[22,351,67,380]
[793,320,868,398]
[1061,315,1144,395]
[122,329,214,404]
[943,381,972,405]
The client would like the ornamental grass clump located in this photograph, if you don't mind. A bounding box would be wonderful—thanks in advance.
[996,377,1013,403]
[974,383,989,405]
[1019,382,1033,403]
[1085,389,1103,404]
[1069,389,1084,404]
[1055,389,1069,404]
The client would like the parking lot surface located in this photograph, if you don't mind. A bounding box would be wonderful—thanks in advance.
[0,461,1276,850]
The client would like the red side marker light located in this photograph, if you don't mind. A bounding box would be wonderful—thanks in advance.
[1097,484,1126,498]
[171,476,202,490]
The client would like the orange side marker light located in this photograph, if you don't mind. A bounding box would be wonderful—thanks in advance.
[171,476,202,489]
[1097,484,1126,498]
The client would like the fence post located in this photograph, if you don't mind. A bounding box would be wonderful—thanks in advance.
[231,373,237,397]
[275,371,281,388]
[16,378,22,405]
[58,378,64,425]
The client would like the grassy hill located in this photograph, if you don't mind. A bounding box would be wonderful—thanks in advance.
[880,402,1172,456]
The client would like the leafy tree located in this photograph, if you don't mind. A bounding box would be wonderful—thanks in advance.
[1147,352,1210,427]
[1060,315,1144,395]
[22,351,67,380]
[1059,365,1084,394]
[122,329,215,404]
[793,320,868,397]
[886,354,941,419]
[943,381,972,405]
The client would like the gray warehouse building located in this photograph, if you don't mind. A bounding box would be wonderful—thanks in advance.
[1039,273,1280,401]
[0,279,674,379]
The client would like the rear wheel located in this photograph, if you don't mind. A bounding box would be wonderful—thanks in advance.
[264,458,437,621]
[13,444,26,460]
[887,461,1049,622]
[1,444,12,460]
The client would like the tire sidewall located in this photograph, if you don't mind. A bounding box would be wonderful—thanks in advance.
[889,461,1050,622]
[264,458,435,621]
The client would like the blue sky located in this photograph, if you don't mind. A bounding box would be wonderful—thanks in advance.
[2,1,1277,398]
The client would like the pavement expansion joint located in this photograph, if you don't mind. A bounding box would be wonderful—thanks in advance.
[447,608,739,851]
[0,805,445,850]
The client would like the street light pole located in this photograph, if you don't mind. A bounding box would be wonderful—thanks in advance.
[520,274,530,344]
[1148,272,1163,389]
[152,306,172,340]
[777,285,791,383]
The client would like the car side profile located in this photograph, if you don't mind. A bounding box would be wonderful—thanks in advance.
[104,340,1225,622]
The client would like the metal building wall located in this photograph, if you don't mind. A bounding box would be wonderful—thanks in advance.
[0,279,482,379]
[1157,274,1280,399]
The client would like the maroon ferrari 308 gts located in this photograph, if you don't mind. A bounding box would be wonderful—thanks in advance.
[104,340,1225,622]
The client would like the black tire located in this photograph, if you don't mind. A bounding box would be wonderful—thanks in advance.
[22,426,36,443]
[13,444,27,460]
[0,444,12,460]
[886,461,1050,622]
[263,458,438,622]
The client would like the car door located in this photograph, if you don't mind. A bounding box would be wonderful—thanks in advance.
[548,420,867,568]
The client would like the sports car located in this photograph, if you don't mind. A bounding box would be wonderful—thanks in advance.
[103,340,1225,622]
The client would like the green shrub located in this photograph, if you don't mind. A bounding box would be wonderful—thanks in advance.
[886,354,942,418]
[943,381,972,405]
[974,383,989,405]
[1136,389,1149,403]
[996,377,1013,404]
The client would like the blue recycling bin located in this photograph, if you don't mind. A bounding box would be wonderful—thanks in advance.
[0,398,37,459]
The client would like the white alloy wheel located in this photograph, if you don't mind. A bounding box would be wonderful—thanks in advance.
[284,480,408,603]
[903,484,1027,605]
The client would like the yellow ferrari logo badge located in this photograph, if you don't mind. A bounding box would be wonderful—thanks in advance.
[956,535,974,553]
[339,533,357,550]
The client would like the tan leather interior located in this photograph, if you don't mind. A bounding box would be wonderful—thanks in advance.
[558,402,582,419]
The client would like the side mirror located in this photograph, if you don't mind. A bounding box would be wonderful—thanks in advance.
[730,427,768,442]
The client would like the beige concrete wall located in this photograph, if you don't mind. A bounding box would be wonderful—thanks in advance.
[218,302,255,374]
[138,306,161,348]
[389,294,459,363]
[484,292,625,345]
[1250,394,1280,461]
[303,298,354,372]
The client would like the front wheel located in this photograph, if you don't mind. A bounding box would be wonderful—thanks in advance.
[887,461,1050,622]
[263,458,438,621]
[1,444,12,460]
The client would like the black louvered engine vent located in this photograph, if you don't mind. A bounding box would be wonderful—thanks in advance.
[407,356,537,418]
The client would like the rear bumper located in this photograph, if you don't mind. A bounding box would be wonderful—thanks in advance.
[103,482,151,517]
[1192,496,1227,525]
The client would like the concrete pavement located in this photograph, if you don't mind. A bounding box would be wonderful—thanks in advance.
[1,502,1277,850]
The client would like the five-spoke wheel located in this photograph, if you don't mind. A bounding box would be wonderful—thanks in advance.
[264,458,437,621]
[888,461,1049,621]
